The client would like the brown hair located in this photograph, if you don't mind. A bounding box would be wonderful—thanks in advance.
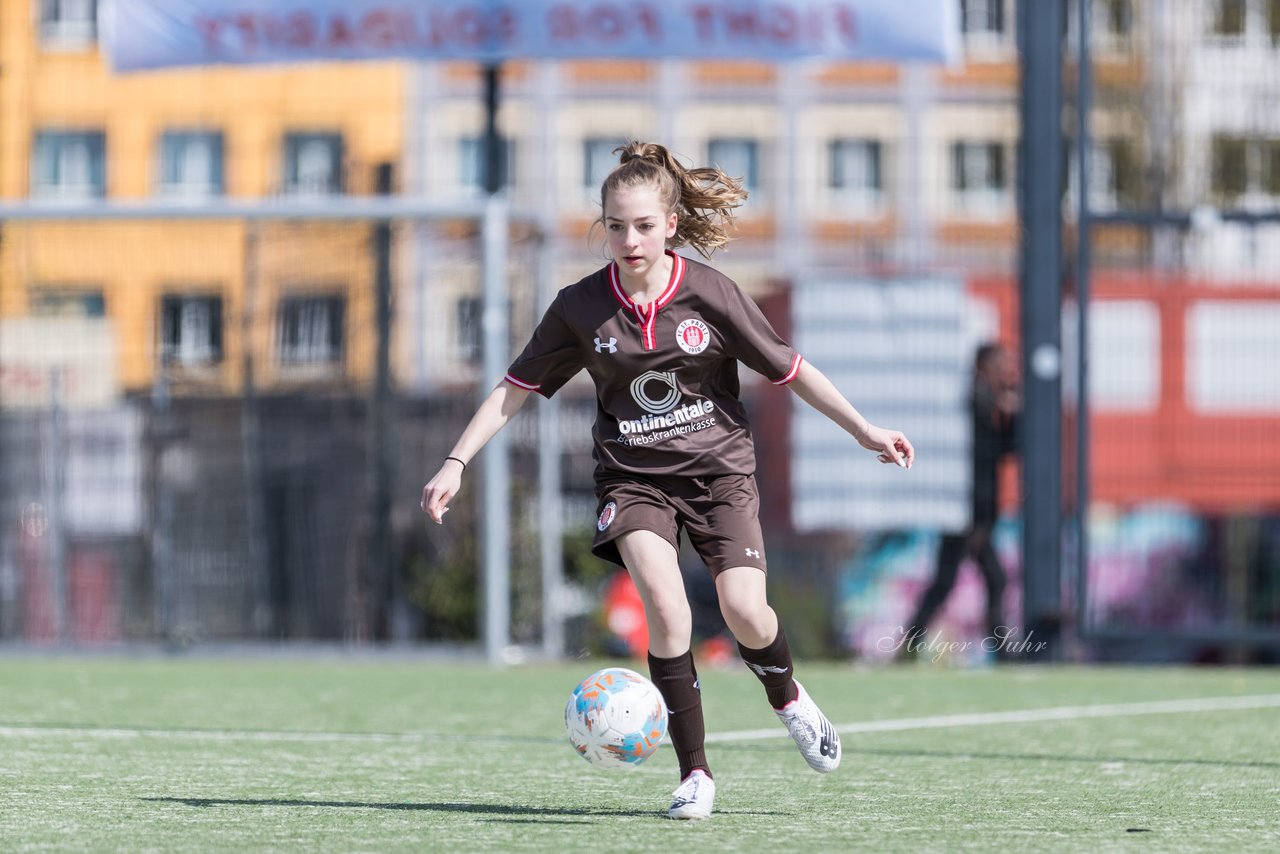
[599,141,748,258]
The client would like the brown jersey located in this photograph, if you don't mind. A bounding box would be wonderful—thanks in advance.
[505,251,801,478]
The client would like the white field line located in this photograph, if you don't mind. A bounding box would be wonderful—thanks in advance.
[1,693,1278,747]
[707,692,1280,743]
[0,725,440,744]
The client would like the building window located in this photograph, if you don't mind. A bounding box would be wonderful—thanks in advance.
[829,138,880,209]
[1212,0,1247,37]
[708,137,760,192]
[40,0,96,47]
[1211,136,1280,203]
[1099,0,1133,36]
[1211,136,1248,201]
[30,289,105,317]
[1265,140,1280,196]
[960,0,1008,51]
[583,138,622,191]
[950,140,1008,215]
[459,136,516,194]
[32,131,105,200]
[1089,0,1133,52]
[961,0,1005,34]
[161,294,223,366]
[283,133,343,195]
[278,295,345,366]
[1089,138,1140,211]
[158,131,224,198]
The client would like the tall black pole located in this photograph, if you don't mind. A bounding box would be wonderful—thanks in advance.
[1074,0,1094,641]
[368,162,396,639]
[483,64,504,194]
[1017,0,1066,660]
[241,223,271,637]
[479,62,511,662]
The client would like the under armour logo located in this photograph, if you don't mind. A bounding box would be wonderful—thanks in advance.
[594,336,618,353]
[744,548,761,559]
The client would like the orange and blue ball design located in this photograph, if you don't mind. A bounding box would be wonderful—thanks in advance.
[565,667,668,769]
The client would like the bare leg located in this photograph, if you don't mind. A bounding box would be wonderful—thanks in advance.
[616,530,691,658]
[714,566,777,648]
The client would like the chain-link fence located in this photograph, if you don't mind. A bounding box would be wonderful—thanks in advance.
[5,1,1276,660]
[0,209,597,648]
[1073,0,1280,655]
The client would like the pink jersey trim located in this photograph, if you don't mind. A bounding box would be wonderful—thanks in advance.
[655,253,685,309]
[503,374,541,391]
[606,252,687,351]
[608,263,632,313]
[772,353,803,386]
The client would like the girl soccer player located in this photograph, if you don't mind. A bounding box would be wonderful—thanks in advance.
[422,141,914,820]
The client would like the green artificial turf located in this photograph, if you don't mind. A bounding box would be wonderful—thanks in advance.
[2,656,1278,852]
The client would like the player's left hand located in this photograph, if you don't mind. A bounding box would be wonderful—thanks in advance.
[858,425,914,469]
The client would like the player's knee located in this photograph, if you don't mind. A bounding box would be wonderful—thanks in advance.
[645,592,692,636]
[719,598,770,641]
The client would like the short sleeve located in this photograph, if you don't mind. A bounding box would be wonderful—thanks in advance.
[719,280,803,386]
[504,294,585,398]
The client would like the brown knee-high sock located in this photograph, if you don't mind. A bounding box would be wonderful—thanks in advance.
[738,625,800,709]
[647,651,710,779]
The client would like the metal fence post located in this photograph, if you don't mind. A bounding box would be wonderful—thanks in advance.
[1018,0,1067,660]
[481,192,511,665]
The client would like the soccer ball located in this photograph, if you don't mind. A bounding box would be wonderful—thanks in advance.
[565,667,668,769]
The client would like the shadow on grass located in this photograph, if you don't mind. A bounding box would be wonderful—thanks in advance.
[144,797,653,817]
[143,797,788,819]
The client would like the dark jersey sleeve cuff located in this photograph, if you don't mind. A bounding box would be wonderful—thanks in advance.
[770,353,803,386]
[503,373,541,392]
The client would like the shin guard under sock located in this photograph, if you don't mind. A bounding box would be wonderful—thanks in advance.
[647,650,710,779]
[738,625,800,709]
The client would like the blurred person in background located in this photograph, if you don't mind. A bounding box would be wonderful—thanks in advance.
[422,141,913,820]
[900,342,1019,662]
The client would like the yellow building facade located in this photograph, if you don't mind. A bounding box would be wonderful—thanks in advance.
[2,0,1135,399]
[0,0,405,394]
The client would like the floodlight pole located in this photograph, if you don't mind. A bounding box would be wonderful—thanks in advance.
[480,63,512,665]
[1017,0,1066,661]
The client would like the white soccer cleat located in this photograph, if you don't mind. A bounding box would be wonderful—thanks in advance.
[775,681,841,773]
[667,769,715,820]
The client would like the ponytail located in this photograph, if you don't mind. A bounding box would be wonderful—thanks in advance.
[600,141,748,257]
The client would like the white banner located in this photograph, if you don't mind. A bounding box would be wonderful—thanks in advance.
[102,0,959,70]
[791,278,975,533]
[0,318,119,410]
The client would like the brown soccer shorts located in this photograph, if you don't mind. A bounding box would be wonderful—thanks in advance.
[591,472,768,576]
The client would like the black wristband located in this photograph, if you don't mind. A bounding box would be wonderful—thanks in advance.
[445,456,467,470]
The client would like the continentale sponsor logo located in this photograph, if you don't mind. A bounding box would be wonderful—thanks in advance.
[617,398,716,437]
[617,370,717,445]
